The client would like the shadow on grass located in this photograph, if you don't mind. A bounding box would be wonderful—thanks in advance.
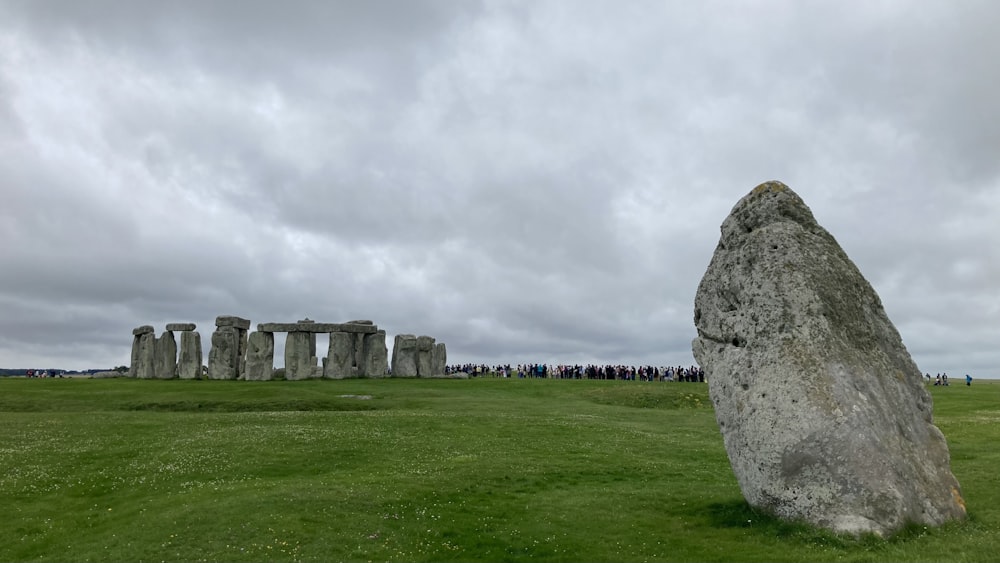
[704,498,955,549]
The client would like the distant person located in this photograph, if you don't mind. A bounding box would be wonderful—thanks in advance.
[966,374,972,386]
[934,374,942,386]
[942,373,949,386]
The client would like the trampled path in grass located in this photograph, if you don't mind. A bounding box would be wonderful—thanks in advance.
[1,378,997,562]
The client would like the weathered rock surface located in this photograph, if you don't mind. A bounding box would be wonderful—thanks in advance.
[132,331,155,379]
[325,331,354,379]
[177,331,202,379]
[153,331,177,379]
[431,342,447,377]
[244,331,274,381]
[256,322,377,333]
[166,323,196,332]
[390,334,418,377]
[416,336,435,377]
[692,181,966,537]
[132,325,154,336]
[216,315,251,330]
[363,330,389,377]
[207,328,239,380]
[285,331,317,380]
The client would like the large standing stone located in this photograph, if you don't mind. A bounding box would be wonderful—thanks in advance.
[325,331,354,379]
[285,332,317,380]
[348,320,372,374]
[133,330,156,379]
[245,331,274,381]
[362,330,388,377]
[207,328,239,380]
[415,336,435,377]
[153,331,177,379]
[298,319,317,359]
[177,331,203,380]
[431,342,447,377]
[130,325,154,378]
[208,316,249,379]
[692,181,966,537]
[390,334,418,377]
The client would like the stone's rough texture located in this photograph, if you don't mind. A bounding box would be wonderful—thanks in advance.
[325,332,354,379]
[347,320,374,325]
[390,334,418,377]
[133,332,156,379]
[153,331,177,379]
[257,322,377,334]
[236,329,249,378]
[692,181,966,537]
[416,336,435,377]
[417,336,434,377]
[431,343,447,377]
[132,325,154,336]
[207,328,239,380]
[362,330,388,377]
[244,331,275,381]
[177,331,203,379]
[166,323,196,332]
[350,334,364,372]
[285,332,317,380]
[215,315,251,330]
[129,335,141,377]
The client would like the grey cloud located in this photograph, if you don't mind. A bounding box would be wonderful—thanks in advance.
[0,1,997,378]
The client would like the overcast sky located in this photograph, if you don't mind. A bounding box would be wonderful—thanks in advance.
[1,1,997,377]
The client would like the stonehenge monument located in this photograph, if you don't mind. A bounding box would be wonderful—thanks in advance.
[129,316,442,381]
[207,316,250,380]
[130,323,201,379]
[390,334,450,377]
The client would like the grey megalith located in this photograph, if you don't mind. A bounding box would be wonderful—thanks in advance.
[692,181,966,537]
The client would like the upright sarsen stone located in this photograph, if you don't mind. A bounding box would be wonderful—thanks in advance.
[390,334,418,377]
[325,331,354,379]
[245,331,274,381]
[153,331,177,379]
[133,329,155,379]
[208,316,250,379]
[692,181,966,537]
[285,331,316,380]
[207,328,238,380]
[130,325,154,378]
[177,330,202,379]
[362,330,388,377]
[431,342,447,377]
[415,336,435,377]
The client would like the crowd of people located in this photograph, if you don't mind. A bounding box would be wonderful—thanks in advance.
[929,372,973,386]
[446,363,705,382]
[24,369,64,378]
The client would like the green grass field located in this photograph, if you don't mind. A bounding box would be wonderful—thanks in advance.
[0,377,997,562]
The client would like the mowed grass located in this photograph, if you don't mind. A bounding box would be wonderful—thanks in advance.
[0,377,998,562]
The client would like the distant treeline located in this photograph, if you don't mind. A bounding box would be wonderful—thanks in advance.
[0,368,112,376]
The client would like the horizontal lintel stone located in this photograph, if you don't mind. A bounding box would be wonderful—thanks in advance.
[132,325,155,336]
[165,323,196,332]
[215,316,251,330]
[257,322,377,334]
